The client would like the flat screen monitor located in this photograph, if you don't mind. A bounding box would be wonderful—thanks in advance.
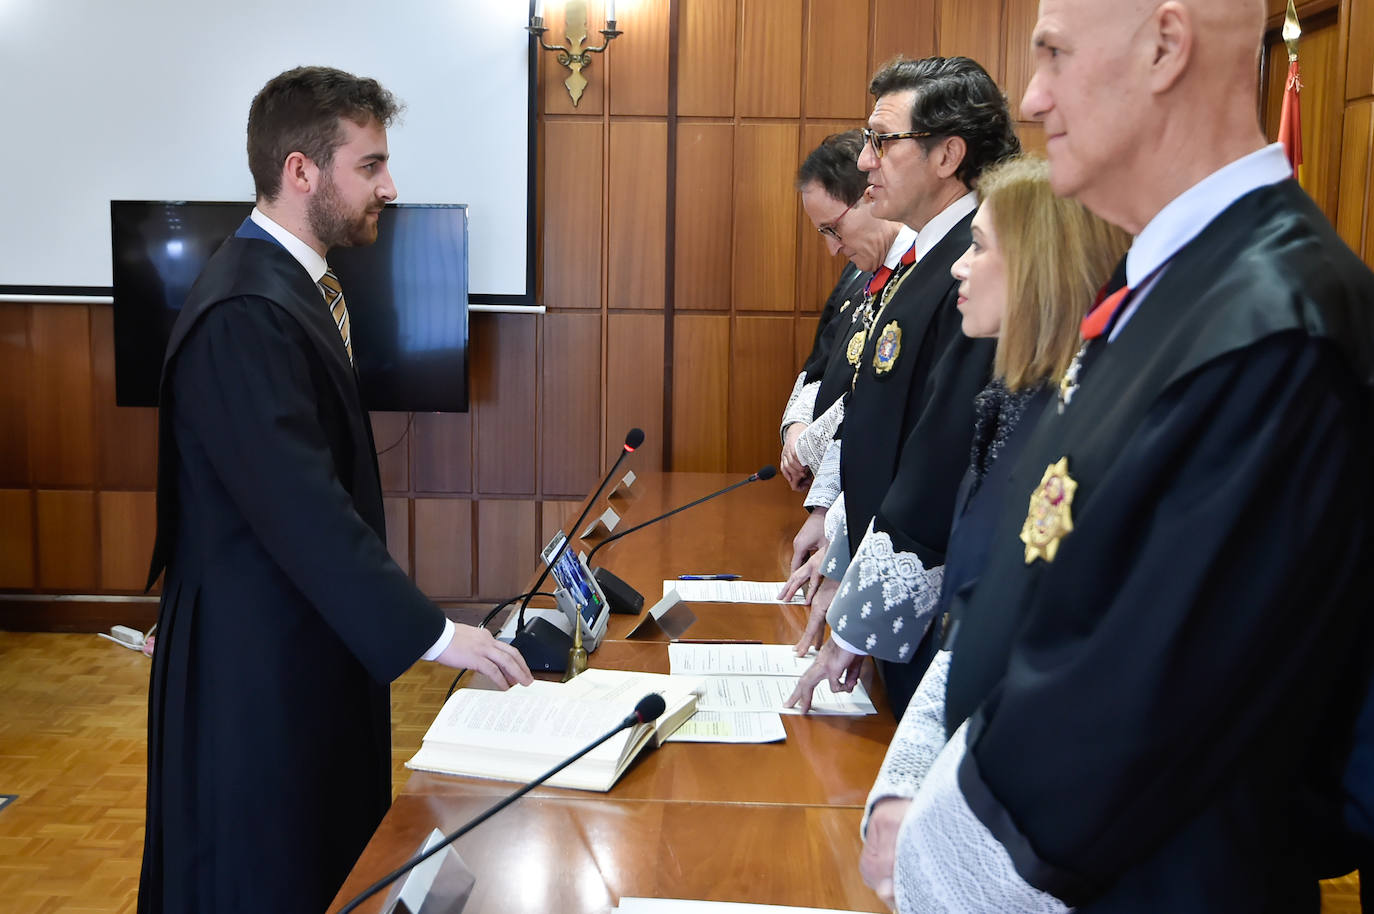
[110,201,469,412]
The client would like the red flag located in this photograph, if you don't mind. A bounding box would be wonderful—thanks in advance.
[1278,59,1303,177]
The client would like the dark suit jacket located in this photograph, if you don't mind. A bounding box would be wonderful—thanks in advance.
[140,230,445,914]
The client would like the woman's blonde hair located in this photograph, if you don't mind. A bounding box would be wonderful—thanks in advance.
[976,156,1132,391]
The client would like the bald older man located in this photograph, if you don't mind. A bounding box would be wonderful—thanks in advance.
[855,1,1374,911]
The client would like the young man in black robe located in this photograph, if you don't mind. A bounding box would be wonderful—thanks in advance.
[785,57,1017,718]
[138,67,532,914]
[857,1,1374,910]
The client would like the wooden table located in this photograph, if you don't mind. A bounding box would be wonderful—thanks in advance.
[330,472,893,913]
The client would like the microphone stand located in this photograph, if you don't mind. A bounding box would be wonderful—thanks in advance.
[336,700,663,914]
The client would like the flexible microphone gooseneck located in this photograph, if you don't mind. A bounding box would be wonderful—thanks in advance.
[514,428,644,633]
[336,694,668,914]
[585,465,777,565]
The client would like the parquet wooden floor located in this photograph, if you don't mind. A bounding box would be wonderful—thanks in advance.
[0,630,1363,912]
[0,630,462,914]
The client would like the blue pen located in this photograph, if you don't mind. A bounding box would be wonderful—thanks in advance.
[678,574,741,581]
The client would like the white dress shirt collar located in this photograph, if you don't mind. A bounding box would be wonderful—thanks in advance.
[913,191,978,264]
[1126,144,1291,289]
[885,225,919,269]
[250,207,329,284]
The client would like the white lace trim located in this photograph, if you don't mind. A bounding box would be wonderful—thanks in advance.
[796,396,844,473]
[804,437,843,510]
[863,649,952,836]
[823,492,847,547]
[827,524,942,664]
[893,723,1072,913]
[779,373,813,442]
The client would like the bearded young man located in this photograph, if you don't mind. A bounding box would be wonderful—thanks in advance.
[139,66,530,914]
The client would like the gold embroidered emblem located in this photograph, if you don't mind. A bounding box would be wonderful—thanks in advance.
[872,321,902,375]
[839,298,852,313]
[1020,457,1078,564]
[846,329,868,367]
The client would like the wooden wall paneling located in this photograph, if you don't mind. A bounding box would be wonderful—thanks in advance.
[89,306,156,490]
[795,315,821,373]
[0,489,35,588]
[606,313,665,470]
[371,413,410,494]
[608,0,671,115]
[97,490,156,592]
[805,1,874,119]
[541,312,603,496]
[0,304,30,486]
[35,490,97,591]
[674,123,736,310]
[678,0,738,116]
[1337,100,1374,262]
[411,412,471,494]
[543,120,604,310]
[797,123,854,316]
[670,314,730,471]
[542,1,606,115]
[1002,0,1041,120]
[383,496,410,576]
[609,120,669,308]
[540,499,584,547]
[1348,0,1374,99]
[737,0,804,117]
[29,305,94,488]
[732,124,802,311]
[729,316,796,473]
[413,498,473,598]
[472,313,538,495]
[938,0,1006,83]
[476,499,537,598]
[871,0,938,73]
[1017,121,1047,156]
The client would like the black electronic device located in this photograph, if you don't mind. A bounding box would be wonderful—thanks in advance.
[110,201,469,412]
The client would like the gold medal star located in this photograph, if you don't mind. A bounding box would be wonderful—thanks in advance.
[1021,457,1078,564]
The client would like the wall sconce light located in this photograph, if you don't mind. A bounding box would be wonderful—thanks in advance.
[527,1,622,107]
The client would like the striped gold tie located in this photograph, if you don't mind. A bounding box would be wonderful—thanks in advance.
[316,269,353,364]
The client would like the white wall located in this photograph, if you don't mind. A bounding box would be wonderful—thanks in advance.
[0,0,532,299]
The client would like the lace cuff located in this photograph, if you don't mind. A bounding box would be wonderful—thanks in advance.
[893,722,1073,913]
[826,522,943,663]
[862,649,952,836]
[820,505,851,581]
[779,373,817,442]
[795,397,844,473]
[803,437,843,511]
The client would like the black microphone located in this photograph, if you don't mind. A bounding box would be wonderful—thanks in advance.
[585,466,777,614]
[336,694,667,914]
[514,428,644,635]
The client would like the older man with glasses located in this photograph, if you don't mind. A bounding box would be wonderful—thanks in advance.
[779,130,913,492]
[782,56,1019,722]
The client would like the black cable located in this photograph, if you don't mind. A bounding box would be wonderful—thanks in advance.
[442,590,557,701]
[374,412,414,457]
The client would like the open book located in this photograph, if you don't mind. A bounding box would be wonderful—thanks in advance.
[406,668,703,792]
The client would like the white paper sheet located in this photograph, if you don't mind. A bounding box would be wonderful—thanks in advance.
[694,675,875,716]
[666,580,807,604]
[668,643,816,677]
[662,710,787,744]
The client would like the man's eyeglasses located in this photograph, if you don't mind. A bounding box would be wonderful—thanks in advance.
[862,127,933,159]
[817,195,861,242]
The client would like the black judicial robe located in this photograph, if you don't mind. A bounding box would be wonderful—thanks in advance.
[838,213,993,554]
[943,180,1374,912]
[139,234,446,914]
[802,263,870,393]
